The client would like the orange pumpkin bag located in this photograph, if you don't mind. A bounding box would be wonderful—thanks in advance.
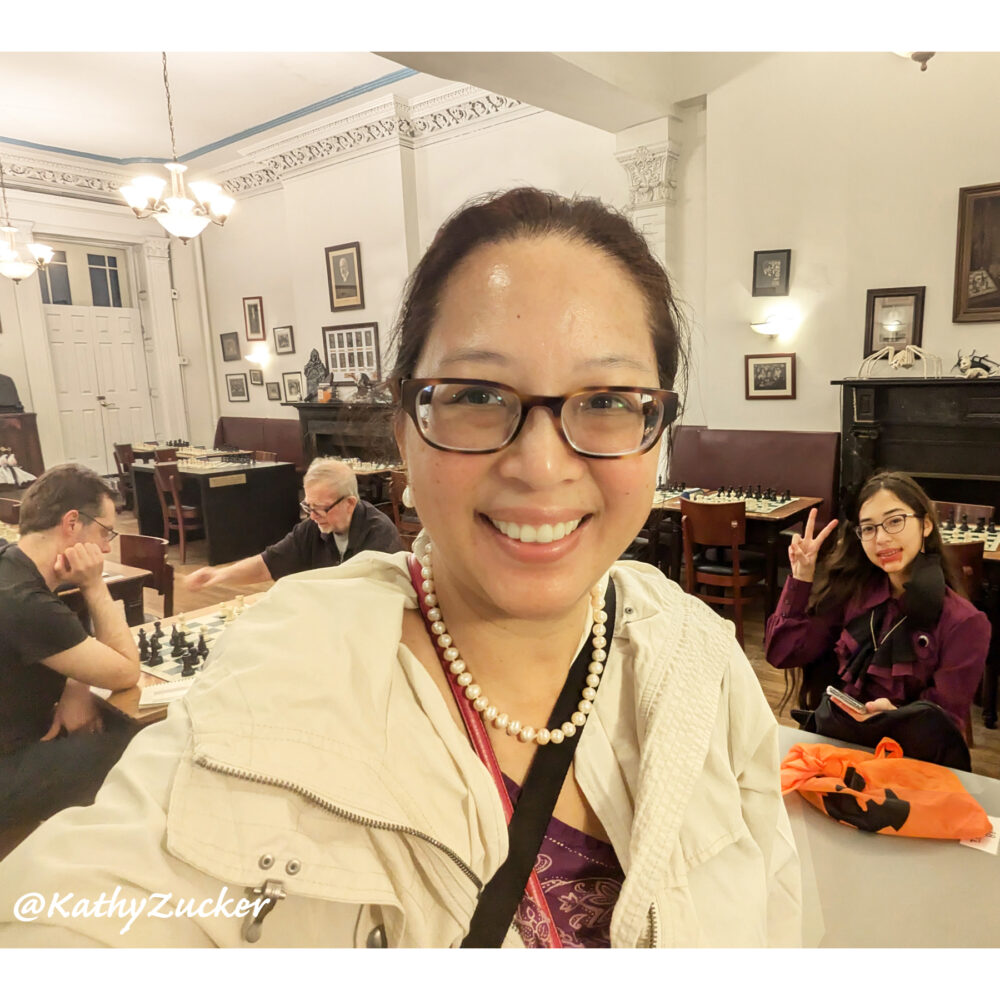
[781,737,993,840]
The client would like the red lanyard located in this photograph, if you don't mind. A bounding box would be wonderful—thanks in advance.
[407,555,563,947]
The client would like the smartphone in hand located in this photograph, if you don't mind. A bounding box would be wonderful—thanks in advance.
[826,685,868,715]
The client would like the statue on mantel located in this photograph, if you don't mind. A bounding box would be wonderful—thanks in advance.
[303,349,330,402]
[952,349,1000,378]
[857,344,942,379]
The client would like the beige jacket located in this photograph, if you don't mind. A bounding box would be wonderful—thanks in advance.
[0,550,801,947]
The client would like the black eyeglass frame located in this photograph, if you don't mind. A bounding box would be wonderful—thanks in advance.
[77,510,119,543]
[396,377,679,458]
[854,512,922,541]
[300,495,350,517]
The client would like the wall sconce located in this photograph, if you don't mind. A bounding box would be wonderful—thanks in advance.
[894,51,935,72]
[750,305,801,341]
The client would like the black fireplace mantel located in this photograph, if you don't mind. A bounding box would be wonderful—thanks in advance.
[832,377,1000,512]
[290,401,400,466]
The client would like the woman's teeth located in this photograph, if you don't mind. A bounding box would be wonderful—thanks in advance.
[488,517,582,543]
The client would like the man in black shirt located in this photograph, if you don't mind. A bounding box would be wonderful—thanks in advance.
[0,465,140,828]
[185,457,404,591]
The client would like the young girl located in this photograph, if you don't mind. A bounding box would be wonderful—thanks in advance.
[765,471,990,738]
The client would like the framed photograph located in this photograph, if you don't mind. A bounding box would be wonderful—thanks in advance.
[219,331,240,363]
[325,242,365,312]
[322,322,381,386]
[249,369,264,386]
[273,325,295,355]
[953,181,1000,322]
[265,382,282,401]
[226,373,249,403]
[282,371,304,403]
[863,286,925,357]
[745,353,796,400]
[752,249,792,297]
[243,296,265,341]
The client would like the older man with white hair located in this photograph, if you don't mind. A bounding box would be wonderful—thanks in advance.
[185,457,403,590]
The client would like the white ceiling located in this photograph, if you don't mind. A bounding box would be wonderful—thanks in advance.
[0,52,775,171]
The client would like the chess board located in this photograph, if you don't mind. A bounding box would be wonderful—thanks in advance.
[940,527,1000,553]
[177,456,254,472]
[692,491,801,514]
[653,485,704,504]
[343,459,400,474]
[139,608,241,681]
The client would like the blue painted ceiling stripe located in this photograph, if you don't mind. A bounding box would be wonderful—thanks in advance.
[0,67,419,167]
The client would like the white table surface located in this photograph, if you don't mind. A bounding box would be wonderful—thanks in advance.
[779,726,1000,947]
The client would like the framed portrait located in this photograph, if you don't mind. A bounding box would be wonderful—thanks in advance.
[273,325,295,355]
[325,242,365,312]
[249,369,264,386]
[745,353,796,400]
[953,181,1000,322]
[322,322,381,386]
[219,331,240,363]
[243,296,265,341]
[863,286,925,357]
[265,382,282,401]
[226,373,249,403]
[282,371,304,403]
[752,249,792,297]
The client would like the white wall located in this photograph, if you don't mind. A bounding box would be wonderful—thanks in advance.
[197,106,631,419]
[701,52,1000,432]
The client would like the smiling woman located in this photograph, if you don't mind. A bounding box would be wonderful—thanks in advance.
[0,188,801,949]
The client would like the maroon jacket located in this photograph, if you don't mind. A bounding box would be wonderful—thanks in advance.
[765,575,991,728]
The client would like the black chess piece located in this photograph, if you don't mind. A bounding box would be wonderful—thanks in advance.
[147,638,163,667]
[181,653,196,678]
[783,489,792,503]
[152,621,164,639]
[196,635,209,659]
[975,517,986,533]
[137,630,150,663]
[960,514,969,532]
[989,519,998,534]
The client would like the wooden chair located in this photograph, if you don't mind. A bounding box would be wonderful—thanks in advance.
[0,497,20,525]
[151,461,203,565]
[119,533,174,619]
[113,443,135,510]
[680,498,764,649]
[153,447,177,462]
[944,539,988,746]
[255,450,277,463]
[389,471,422,547]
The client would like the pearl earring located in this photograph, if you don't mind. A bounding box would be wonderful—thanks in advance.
[401,485,414,508]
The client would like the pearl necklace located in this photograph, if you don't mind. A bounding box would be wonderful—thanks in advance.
[417,544,607,747]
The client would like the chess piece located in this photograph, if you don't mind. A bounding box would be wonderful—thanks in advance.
[153,621,164,640]
[181,653,196,678]
[138,630,150,663]
[975,517,986,533]
[197,634,209,659]
[147,638,163,667]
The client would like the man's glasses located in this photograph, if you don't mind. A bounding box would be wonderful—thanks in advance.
[397,378,679,458]
[300,496,349,517]
[855,513,920,541]
[78,510,119,543]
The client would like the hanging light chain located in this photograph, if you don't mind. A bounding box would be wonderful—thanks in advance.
[162,51,178,162]
[0,159,11,224]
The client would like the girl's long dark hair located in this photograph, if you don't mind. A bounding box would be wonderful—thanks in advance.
[809,469,962,614]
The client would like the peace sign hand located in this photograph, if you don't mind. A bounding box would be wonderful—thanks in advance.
[787,508,839,583]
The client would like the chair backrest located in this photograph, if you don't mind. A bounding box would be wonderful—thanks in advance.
[153,447,177,462]
[152,461,182,512]
[113,442,135,476]
[0,497,20,526]
[118,533,174,617]
[679,498,748,547]
[388,470,420,537]
[255,450,277,463]
[945,540,985,603]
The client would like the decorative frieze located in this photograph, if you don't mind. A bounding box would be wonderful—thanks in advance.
[0,150,128,199]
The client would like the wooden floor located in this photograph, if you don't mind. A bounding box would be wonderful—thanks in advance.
[112,512,1000,780]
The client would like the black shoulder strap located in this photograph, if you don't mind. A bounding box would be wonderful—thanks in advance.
[461,579,617,948]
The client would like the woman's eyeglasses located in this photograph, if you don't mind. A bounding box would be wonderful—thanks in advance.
[77,510,119,543]
[855,513,920,541]
[300,496,349,516]
[397,378,679,458]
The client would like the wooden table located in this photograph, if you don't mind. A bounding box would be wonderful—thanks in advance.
[131,460,299,565]
[650,493,824,615]
[779,726,1000,947]
[100,595,263,725]
[56,560,152,628]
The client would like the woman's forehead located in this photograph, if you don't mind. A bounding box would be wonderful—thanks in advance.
[859,489,912,518]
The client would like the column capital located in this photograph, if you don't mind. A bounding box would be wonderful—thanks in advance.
[614,141,680,209]
[142,237,171,261]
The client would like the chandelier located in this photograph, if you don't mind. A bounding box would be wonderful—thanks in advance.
[120,53,234,243]
[0,158,54,283]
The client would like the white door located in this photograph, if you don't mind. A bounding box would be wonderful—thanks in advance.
[44,305,154,475]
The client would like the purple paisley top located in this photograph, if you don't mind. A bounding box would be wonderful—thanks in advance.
[502,773,624,948]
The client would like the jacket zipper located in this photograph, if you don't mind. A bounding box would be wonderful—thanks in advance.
[646,902,660,948]
[194,754,484,889]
